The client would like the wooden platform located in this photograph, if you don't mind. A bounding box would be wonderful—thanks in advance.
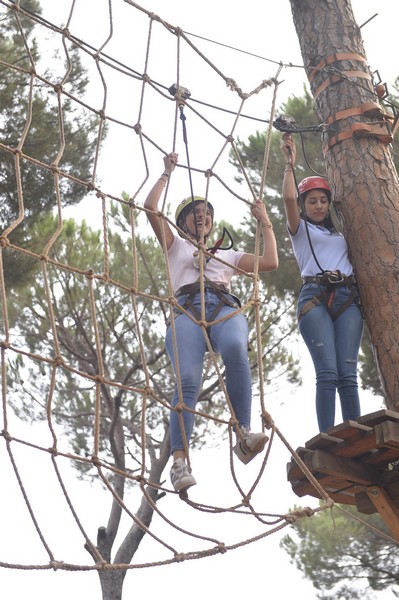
[287,409,399,536]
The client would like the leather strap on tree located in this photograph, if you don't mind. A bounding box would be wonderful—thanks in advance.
[308,52,367,83]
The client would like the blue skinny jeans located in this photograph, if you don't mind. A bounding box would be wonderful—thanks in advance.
[165,289,252,454]
[298,283,363,433]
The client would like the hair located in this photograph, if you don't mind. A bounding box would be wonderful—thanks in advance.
[176,199,214,240]
[299,190,337,233]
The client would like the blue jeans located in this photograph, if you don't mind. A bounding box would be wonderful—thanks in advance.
[165,289,251,454]
[298,283,363,432]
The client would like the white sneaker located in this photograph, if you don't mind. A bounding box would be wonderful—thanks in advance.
[170,458,197,492]
[233,428,268,464]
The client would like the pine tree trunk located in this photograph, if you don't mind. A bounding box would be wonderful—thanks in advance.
[289,0,399,410]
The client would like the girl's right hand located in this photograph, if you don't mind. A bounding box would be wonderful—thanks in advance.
[281,134,296,165]
[163,152,178,175]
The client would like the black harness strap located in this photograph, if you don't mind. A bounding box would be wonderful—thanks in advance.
[298,272,361,322]
[175,281,240,323]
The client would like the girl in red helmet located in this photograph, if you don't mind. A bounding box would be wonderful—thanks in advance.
[144,152,278,492]
[281,134,363,433]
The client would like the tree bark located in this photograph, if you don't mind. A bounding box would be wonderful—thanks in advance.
[289,0,399,410]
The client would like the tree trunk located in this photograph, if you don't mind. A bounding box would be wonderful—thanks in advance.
[96,430,171,600]
[289,0,399,410]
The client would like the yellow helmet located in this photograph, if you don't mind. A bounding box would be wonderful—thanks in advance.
[175,196,214,228]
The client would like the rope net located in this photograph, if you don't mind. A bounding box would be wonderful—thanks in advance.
[0,0,332,580]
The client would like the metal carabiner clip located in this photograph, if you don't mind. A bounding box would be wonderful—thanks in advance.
[327,270,344,284]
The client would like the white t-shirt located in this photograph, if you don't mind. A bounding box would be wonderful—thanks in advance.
[167,236,244,292]
[290,219,354,277]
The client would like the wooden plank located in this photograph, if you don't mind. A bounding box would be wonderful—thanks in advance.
[287,413,399,504]
[356,479,399,514]
[358,409,399,427]
[322,429,378,460]
[355,492,378,514]
[286,450,314,482]
[361,446,399,467]
[374,421,399,449]
[365,486,399,541]
[321,491,358,505]
[326,420,372,440]
[291,475,361,503]
[310,449,380,485]
[305,433,343,450]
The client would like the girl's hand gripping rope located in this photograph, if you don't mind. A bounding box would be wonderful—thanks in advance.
[163,152,178,177]
[281,133,296,167]
[251,199,272,229]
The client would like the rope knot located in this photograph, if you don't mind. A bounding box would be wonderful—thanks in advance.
[134,123,142,134]
[0,235,10,247]
[284,505,317,524]
[91,454,101,466]
[262,411,274,429]
[50,163,60,174]
[2,429,11,441]
[174,553,186,562]
[61,27,71,39]
[143,385,154,397]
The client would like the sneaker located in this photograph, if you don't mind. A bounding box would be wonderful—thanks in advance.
[233,428,268,464]
[170,458,197,492]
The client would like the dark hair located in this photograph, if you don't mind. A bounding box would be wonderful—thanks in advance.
[299,190,337,233]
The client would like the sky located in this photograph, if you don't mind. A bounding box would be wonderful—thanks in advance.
[0,0,398,599]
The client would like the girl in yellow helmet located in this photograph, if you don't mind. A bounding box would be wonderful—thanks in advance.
[144,152,278,493]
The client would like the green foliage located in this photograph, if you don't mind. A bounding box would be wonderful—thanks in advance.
[6,208,171,474]
[281,504,399,599]
[0,0,100,286]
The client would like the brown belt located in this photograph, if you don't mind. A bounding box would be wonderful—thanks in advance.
[176,281,230,297]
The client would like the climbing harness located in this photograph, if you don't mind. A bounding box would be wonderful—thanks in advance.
[277,122,363,322]
[192,226,234,269]
[299,270,362,322]
[172,280,241,341]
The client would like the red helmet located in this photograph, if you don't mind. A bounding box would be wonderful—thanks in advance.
[298,176,331,200]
